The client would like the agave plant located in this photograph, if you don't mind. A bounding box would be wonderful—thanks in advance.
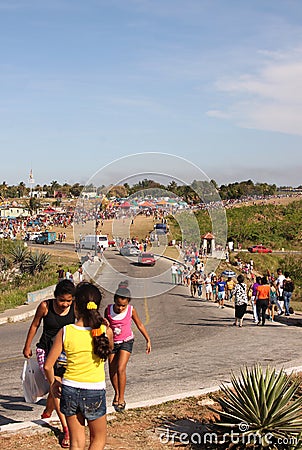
[0,255,12,271]
[8,242,29,265]
[212,365,302,449]
[22,250,51,275]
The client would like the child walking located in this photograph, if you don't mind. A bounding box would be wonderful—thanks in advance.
[44,282,113,450]
[105,285,151,412]
[23,279,76,448]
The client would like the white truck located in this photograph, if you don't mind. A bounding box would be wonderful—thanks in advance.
[80,234,109,250]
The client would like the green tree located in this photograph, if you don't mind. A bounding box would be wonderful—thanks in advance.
[50,180,61,197]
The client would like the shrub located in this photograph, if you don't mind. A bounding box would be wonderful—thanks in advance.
[212,365,302,449]
[22,251,51,275]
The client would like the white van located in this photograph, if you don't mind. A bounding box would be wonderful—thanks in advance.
[80,234,109,250]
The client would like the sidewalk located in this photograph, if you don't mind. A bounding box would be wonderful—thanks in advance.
[0,300,39,325]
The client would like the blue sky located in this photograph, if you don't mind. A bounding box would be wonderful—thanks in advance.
[1,0,302,187]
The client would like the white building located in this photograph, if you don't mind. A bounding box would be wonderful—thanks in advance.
[0,206,29,218]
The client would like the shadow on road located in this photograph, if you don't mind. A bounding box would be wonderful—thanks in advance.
[0,394,46,426]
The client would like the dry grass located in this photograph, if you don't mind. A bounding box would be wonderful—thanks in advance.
[0,394,218,449]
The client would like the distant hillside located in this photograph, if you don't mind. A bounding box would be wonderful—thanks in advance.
[169,199,302,251]
[226,200,302,250]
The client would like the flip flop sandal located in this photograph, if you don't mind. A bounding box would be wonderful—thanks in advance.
[61,434,70,448]
[41,410,52,419]
[115,401,126,412]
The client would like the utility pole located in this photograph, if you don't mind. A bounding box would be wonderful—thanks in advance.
[29,169,35,198]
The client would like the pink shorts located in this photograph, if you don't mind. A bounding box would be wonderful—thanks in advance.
[36,347,47,379]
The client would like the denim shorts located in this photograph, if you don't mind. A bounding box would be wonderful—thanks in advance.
[60,385,106,420]
[112,338,134,354]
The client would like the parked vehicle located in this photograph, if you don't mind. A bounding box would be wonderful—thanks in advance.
[0,231,11,239]
[24,231,42,241]
[35,231,56,245]
[247,245,272,253]
[80,234,109,250]
[120,244,140,256]
[108,238,116,247]
[138,252,156,266]
[154,223,168,234]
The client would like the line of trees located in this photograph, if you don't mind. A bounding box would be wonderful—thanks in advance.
[1,179,299,202]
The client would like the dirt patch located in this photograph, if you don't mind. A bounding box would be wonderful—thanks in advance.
[232,194,302,208]
[0,395,219,449]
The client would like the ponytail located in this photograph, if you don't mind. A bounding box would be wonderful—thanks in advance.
[91,326,111,361]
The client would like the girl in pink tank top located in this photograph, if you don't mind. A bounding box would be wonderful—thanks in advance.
[105,286,151,413]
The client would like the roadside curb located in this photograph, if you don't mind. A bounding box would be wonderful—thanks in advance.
[2,366,302,435]
[0,259,104,326]
[0,385,221,435]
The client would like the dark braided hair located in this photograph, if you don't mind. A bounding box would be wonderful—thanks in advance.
[75,282,110,361]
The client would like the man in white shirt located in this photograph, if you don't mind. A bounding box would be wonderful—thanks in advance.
[171,263,178,284]
[276,268,285,313]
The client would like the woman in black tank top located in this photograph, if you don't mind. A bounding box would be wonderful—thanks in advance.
[23,279,76,448]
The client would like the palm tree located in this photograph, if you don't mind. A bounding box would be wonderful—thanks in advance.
[0,181,8,199]
[50,180,61,197]
[18,181,27,198]
[26,197,42,214]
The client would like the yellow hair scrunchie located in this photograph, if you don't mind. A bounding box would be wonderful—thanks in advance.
[87,301,97,310]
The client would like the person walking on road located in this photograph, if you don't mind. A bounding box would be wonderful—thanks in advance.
[204,273,212,301]
[23,279,76,448]
[105,286,151,413]
[255,276,270,326]
[283,272,295,316]
[44,282,113,450]
[226,277,235,302]
[276,268,285,312]
[189,270,199,298]
[171,262,178,284]
[249,276,261,323]
[197,271,204,298]
[232,274,248,327]
[269,281,278,322]
[56,266,65,282]
[216,276,226,308]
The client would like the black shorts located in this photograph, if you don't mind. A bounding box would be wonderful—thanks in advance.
[54,362,66,378]
[112,339,134,354]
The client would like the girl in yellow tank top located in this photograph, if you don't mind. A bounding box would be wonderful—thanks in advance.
[44,282,113,450]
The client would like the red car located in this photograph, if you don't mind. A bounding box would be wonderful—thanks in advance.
[248,245,272,254]
[138,252,156,266]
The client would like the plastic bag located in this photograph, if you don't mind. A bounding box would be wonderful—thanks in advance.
[21,358,49,403]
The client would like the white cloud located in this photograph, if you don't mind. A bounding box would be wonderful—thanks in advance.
[207,48,302,135]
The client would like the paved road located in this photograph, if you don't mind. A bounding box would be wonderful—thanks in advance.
[1,248,302,427]
[27,241,74,252]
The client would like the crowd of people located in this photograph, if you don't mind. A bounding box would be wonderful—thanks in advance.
[0,212,73,241]
[171,261,295,329]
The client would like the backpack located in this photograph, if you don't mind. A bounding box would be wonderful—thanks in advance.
[284,280,294,293]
